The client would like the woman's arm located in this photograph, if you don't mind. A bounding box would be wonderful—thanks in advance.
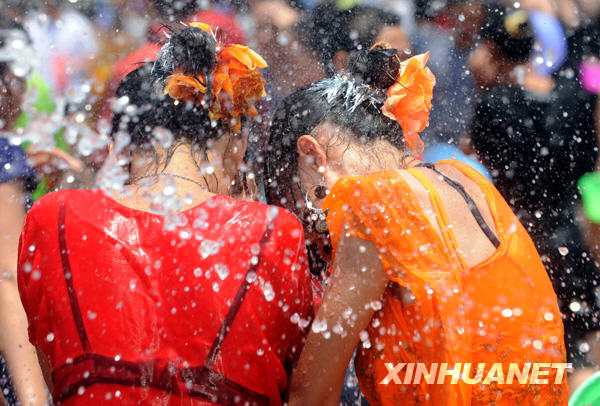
[0,182,49,406]
[287,234,389,406]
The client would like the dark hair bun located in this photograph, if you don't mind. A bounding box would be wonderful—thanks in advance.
[171,26,217,75]
[350,45,400,90]
[154,25,217,78]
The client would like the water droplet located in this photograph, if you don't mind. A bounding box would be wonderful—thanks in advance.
[152,127,173,148]
[544,312,554,321]
[312,318,328,333]
[558,246,569,256]
[214,264,229,280]
[163,185,176,196]
[579,342,591,353]
[193,218,209,229]
[199,239,223,259]
[46,332,55,342]
[267,206,279,221]
[570,301,582,312]
[501,308,513,317]
[262,282,275,302]
[87,310,97,320]
[246,271,257,283]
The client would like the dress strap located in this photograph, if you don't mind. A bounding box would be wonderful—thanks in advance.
[205,211,275,367]
[58,203,92,352]
[415,163,500,248]
[407,168,468,270]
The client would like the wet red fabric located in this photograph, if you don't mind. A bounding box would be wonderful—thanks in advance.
[18,189,313,405]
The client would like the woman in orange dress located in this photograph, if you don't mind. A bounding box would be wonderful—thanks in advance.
[264,44,568,405]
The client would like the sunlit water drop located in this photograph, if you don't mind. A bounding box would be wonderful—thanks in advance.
[262,281,275,302]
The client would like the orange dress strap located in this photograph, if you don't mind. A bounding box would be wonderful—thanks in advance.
[436,159,505,236]
[405,168,469,270]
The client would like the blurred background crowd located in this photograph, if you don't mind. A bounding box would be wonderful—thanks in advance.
[2,0,600,404]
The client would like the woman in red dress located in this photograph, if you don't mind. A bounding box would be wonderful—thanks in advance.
[17,24,314,405]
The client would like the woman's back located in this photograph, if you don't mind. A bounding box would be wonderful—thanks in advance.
[18,189,314,405]
[323,159,567,405]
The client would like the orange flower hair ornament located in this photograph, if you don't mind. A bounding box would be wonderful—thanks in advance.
[381,51,436,156]
[162,22,268,133]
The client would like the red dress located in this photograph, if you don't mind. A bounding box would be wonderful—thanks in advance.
[18,189,314,405]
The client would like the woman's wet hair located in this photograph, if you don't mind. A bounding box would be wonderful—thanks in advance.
[264,45,405,207]
[110,25,225,149]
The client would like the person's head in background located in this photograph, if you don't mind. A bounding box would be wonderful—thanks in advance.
[252,2,339,97]
[109,24,265,197]
[468,7,534,90]
[149,0,202,23]
[415,0,485,52]
[252,2,407,96]
[446,0,486,51]
[0,14,33,131]
[328,5,410,71]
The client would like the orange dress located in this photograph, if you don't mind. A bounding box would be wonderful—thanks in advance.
[322,159,568,406]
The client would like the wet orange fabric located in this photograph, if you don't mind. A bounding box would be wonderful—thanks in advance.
[322,159,568,405]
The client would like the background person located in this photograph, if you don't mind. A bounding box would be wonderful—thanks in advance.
[0,16,49,406]
[467,7,600,366]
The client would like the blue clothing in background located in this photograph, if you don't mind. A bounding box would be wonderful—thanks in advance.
[423,143,492,181]
[530,11,568,76]
[0,137,34,185]
[412,24,476,146]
